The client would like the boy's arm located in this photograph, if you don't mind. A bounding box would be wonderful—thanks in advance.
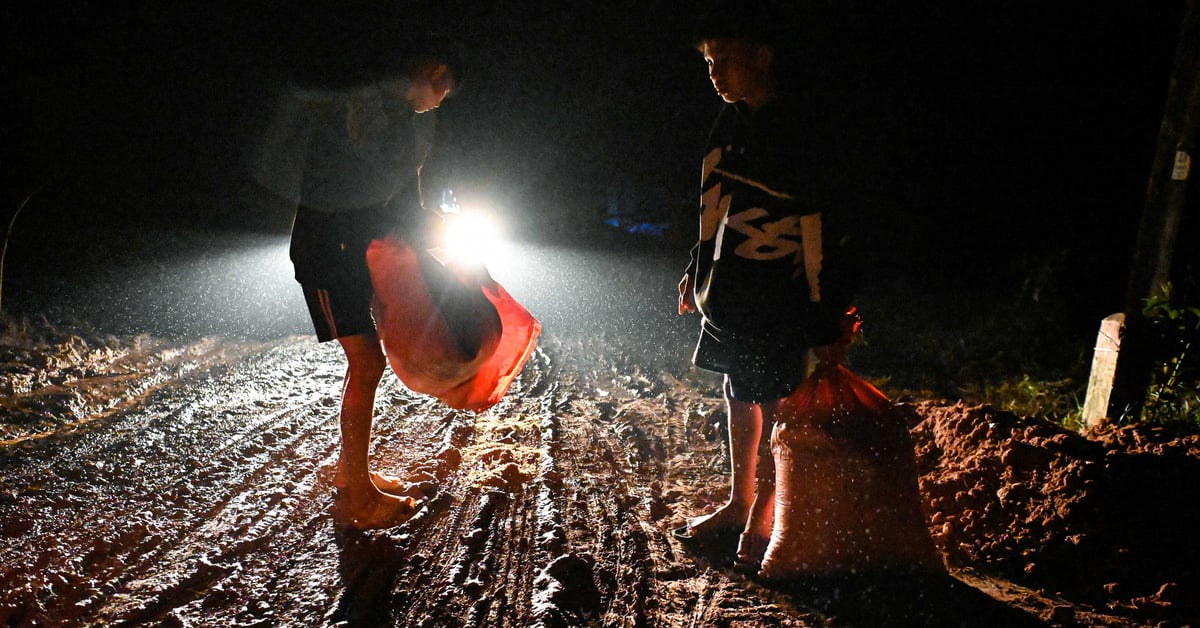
[678,273,696,315]
[679,244,700,315]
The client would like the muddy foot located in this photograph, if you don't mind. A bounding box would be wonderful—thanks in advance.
[331,492,420,531]
[735,532,769,573]
[673,504,747,541]
[368,472,437,501]
[331,468,438,501]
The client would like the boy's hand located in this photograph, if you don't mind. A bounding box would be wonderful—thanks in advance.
[678,274,696,315]
[813,307,861,365]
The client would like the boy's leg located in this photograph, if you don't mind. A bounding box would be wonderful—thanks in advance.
[335,332,386,492]
[726,391,765,521]
[323,316,431,498]
[331,332,418,530]
[737,398,778,566]
[683,378,762,535]
[737,349,813,566]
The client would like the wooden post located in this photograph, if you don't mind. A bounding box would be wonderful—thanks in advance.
[1108,0,1200,421]
[1081,313,1125,427]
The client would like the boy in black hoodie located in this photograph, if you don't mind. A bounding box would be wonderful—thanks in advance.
[675,1,853,569]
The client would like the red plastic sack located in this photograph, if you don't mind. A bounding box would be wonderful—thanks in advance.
[366,235,540,412]
[759,363,941,579]
[441,279,541,411]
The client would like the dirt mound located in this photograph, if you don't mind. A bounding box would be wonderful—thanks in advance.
[908,401,1200,623]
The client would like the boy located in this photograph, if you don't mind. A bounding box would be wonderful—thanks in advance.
[269,33,461,530]
[675,2,851,568]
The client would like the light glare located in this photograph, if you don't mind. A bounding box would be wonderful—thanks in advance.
[441,211,508,267]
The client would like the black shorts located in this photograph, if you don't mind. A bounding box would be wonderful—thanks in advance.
[290,204,395,342]
[299,282,377,342]
[720,353,806,403]
[693,320,808,403]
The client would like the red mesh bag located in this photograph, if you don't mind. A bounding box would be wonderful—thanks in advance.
[366,235,540,412]
[760,324,940,579]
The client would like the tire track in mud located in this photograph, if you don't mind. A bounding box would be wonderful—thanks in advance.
[4,328,825,627]
[386,346,560,627]
[366,336,669,627]
[1,337,442,626]
[546,335,829,627]
[2,339,324,624]
[459,332,702,627]
[112,362,455,626]
[0,336,267,446]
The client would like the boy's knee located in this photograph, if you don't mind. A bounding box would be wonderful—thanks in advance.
[365,351,388,378]
[348,348,388,380]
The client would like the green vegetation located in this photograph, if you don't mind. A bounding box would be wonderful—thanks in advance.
[927,286,1200,430]
[1137,286,1200,427]
[857,268,1200,431]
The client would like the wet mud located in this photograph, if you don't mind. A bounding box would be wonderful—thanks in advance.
[3,318,1198,627]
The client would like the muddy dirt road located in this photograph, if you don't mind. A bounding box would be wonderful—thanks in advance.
[2,230,1197,626]
[0,326,1022,628]
[0,234,794,626]
[1,328,705,626]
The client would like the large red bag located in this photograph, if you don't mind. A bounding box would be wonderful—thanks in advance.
[759,362,941,579]
[366,235,540,412]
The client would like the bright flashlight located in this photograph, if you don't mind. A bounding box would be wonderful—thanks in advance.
[442,211,503,264]
[431,189,513,269]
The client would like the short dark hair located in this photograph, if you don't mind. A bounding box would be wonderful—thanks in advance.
[692,0,789,50]
[288,13,466,92]
[693,0,806,86]
[390,32,467,89]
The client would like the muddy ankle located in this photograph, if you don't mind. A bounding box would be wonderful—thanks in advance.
[687,504,749,533]
[333,470,417,494]
[736,532,769,565]
[332,492,418,530]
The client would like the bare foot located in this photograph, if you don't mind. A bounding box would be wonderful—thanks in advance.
[332,469,436,501]
[331,490,419,531]
[735,532,769,570]
[675,503,748,539]
[368,472,437,499]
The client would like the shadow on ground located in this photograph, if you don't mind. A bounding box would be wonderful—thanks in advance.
[676,536,1044,627]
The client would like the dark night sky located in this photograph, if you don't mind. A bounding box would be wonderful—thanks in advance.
[4,2,1190,313]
